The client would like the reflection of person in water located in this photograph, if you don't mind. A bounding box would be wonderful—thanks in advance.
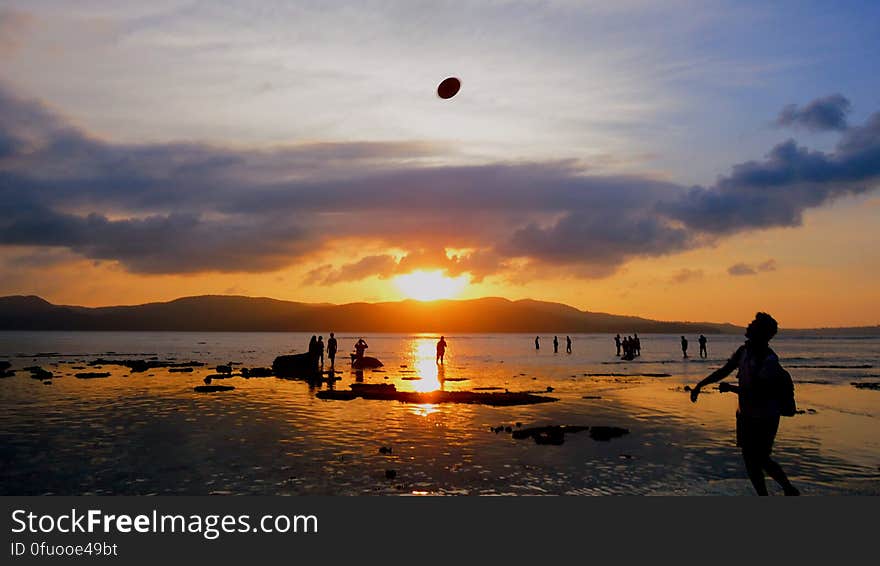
[614,334,621,356]
[553,336,559,353]
[436,335,448,364]
[354,338,369,360]
[681,336,689,358]
[690,312,800,496]
[566,336,572,354]
[327,332,338,368]
[699,334,708,358]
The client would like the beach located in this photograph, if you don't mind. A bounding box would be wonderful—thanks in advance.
[1,331,878,495]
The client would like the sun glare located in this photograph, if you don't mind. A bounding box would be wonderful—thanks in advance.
[393,270,468,301]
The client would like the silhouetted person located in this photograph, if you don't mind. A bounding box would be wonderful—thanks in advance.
[317,335,325,367]
[690,312,799,496]
[354,338,368,360]
[566,336,572,354]
[621,336,635,361]
[699,334,708,358]
[535,336,540,350]
[634,333,641,356]
[327,332,338,368]
[614,334,621,356]
[681,336,688,358]
[436,335,448,364]
[553,336,559,353]
[308,335,319,372]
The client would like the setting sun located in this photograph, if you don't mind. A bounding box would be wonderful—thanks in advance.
[394,270,468,301]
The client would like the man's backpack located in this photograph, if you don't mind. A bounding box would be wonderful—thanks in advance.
[775,365,797,417]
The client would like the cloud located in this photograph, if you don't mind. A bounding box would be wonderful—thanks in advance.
[0,8,34,57]
[727,258,777,276]
[0,84,878,284]
[776,94,852,132]
[662,112,880,234]
[670,268,704,284]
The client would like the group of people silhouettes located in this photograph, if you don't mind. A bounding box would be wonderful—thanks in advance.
[614,333,640,360]
[534,335,573,353]
[306,332,338,370]
[680,334,709,358]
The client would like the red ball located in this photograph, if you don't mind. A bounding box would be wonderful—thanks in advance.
[437,77,461,99]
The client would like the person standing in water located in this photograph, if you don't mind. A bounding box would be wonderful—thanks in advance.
[690,312,799,496]
[327,332,338,368]
[634,333,641,356]
[316,336,325,368]
[436,335,448,364]
[535,336,540,350]
[553,336,559,354]
[699,334,708,359]
[354,338,369,361]
[614,334,622,356]
[566,336,572,354]
[681,336,689,358]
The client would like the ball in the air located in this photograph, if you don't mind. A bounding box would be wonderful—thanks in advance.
[437,77,461,99]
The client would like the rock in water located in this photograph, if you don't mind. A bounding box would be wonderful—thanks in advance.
[75,372,111,379]
[194,385,235,393]
[589,426,630,441]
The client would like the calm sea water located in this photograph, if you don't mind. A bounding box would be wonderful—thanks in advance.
[1,332,878,495]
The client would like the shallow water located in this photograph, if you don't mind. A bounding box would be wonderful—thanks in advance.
[1,332,878,495]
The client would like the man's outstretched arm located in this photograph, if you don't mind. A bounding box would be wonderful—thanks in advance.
[690,351,740,402]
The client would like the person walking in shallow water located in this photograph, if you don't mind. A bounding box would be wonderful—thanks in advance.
[690,312,799,496]
[566,336,572,354]
[634,333,641,357]
[681,336,689,358]
[553,336,559,353]
[535,336,540,350]
[614,334,621,356]
[436,335,448,364]
[699,334,708,359]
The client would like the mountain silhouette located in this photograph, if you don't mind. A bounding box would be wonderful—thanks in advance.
[0,295,875,334]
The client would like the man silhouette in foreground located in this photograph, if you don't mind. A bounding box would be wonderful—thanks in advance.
[436,335,447,364]
[690,312,800,496]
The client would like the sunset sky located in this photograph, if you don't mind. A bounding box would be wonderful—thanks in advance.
[1,1,878,327]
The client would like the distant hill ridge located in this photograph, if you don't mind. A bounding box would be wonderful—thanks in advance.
[0,295,876,334]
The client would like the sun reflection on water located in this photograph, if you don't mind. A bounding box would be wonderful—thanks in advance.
[410,337,443,393]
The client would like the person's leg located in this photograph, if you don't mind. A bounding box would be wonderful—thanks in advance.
[763,458,799,495]
[742,449,769,496]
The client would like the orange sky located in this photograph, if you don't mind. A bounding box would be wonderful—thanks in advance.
[2,3,879,328]
[4,195,877,328]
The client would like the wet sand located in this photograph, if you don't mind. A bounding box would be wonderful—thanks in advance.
[1,332,878,495]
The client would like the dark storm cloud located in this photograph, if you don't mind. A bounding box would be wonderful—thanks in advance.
[1,84,878,280]
[662,111,880,235]
[776,94,852,132]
